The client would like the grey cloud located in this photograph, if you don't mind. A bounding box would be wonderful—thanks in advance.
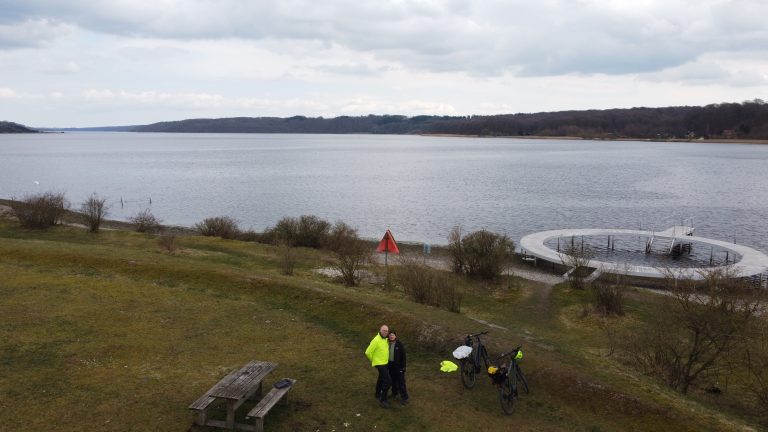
[312,63,394,76]
[0,18,72,49]
[642,57,768,87]
[1,0,766,77]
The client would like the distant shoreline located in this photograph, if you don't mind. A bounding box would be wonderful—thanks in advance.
[419,133,768,145]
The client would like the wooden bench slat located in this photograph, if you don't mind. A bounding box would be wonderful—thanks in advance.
[246,379,296,419]
[189,369,241,410]
[211,361,277,400]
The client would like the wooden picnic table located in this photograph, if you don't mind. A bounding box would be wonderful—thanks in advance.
[190,360,277,431]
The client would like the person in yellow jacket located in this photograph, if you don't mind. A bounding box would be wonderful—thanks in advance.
[365,324,392,408]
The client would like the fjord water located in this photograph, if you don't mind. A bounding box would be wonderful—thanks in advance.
[1,133,767,252]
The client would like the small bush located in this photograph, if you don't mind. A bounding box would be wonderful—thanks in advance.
[12,191,69,229]
[265,214,331,248]
[158,232,177,254]
[236,230,262,242]
[130,209,161,233]
[590,281,624,316]
[398,258,462,313]
[448,228,513,280]
[278,242,297,276]
[194,216,239,239]
[80,193,109,233]
[296,215,330,248]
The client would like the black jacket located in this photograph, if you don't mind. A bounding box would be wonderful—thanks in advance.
[389,340,407,371]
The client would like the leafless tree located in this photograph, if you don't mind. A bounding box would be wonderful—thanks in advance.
[447,226,465,274]
[559,243,595,289]
[631,266,764,394]
[744,320,768,413]
[80,193,109,233]
[326,222,369,286]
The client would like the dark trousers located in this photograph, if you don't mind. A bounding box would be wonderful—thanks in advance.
[375,365,391,401]
[388,363,409,400]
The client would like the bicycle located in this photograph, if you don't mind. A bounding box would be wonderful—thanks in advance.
[489,346,529,415]
[459,331,490,389]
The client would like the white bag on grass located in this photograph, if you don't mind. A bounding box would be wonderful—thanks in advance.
[452,345,472,360]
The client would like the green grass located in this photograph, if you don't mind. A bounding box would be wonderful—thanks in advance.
[0,218,763,431]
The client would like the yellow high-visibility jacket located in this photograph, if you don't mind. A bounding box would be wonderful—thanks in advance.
[364,334,389,367]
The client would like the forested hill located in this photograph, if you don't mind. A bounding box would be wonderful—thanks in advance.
[133,100,768,139]
[0,121,37,133]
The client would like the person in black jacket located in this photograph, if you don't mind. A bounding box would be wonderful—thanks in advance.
[387,330,409,404]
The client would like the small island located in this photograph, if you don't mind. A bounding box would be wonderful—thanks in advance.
[0,121,38,133]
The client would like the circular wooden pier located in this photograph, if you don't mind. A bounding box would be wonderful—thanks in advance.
[519,228,768,280]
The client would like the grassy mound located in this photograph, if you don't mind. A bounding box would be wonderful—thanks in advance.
[0,217,761,431]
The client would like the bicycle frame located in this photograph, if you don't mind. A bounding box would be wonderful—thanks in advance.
[460,331,490,389]
[466,332,490,371]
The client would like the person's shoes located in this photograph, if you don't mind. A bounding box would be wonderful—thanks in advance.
[400,398,409,405]
[379,400,390,409]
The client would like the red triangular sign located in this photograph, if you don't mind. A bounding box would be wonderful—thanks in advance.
[376,229,400,254]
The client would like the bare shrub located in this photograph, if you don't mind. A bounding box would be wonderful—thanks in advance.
[236,230,261,242]
[397,257,462,313]
[597,318,619,357]
[559,243,595,289]
[158,232,177,254]
[590,272,625,316]
[278,242,296,276]
[266,216,298,245]
[399,257,435,304]
[265,214,331,248]
[629,266,763,394]
[447,226,465,274]
[744,320,768,413]
[130,209,161,233]
[194,216,239,239]
[590,281,624,316]
[296,215,331,248]
[80,193,109,233]
[447,228,513,280]
[12,191,69,228]
[438,274,463,313]
[326,222,369,286]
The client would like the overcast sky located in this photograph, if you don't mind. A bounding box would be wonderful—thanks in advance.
[1,0,766,127]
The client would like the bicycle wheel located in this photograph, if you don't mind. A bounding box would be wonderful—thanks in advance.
[516,366,529,394]
[460,359,476,389]
[499,373,516,415]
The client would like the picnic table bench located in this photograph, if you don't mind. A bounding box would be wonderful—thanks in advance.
[247,378,296,432]
[188,360,295,431]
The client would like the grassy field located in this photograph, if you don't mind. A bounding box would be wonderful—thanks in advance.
[0,216,763,431]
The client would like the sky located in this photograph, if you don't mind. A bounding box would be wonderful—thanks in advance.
[0,0,767,127]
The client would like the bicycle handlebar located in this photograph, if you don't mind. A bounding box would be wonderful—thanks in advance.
[466,331,489,338]
[497,345,522,360]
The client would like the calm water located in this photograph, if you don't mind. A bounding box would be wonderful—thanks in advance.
[1,133,767,254]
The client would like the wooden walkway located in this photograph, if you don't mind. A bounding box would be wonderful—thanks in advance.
[519,227,768,280]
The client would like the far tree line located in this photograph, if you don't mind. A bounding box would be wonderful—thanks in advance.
[130,99,768,140]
